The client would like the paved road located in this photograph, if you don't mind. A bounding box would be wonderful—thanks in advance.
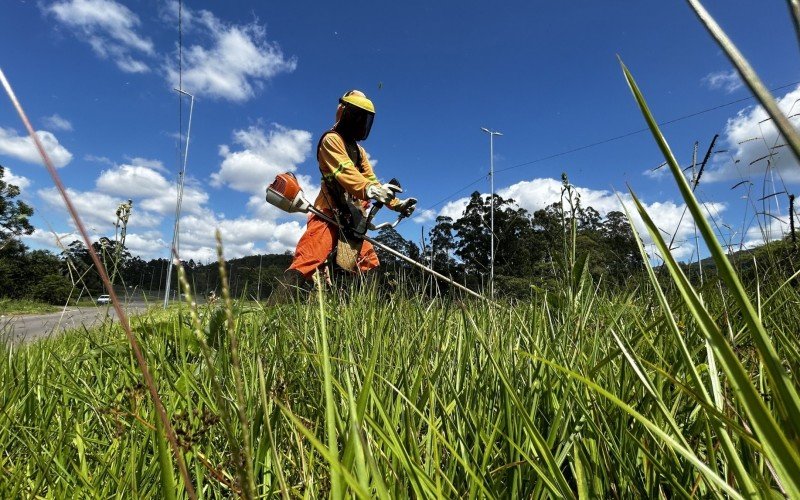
[2,301,150,344]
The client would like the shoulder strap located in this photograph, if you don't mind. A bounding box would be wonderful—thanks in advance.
[317,130,362,171]
[317,131,362,225]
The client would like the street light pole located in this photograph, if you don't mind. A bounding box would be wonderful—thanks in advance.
[164,89,195,308]
[480,127,502,299]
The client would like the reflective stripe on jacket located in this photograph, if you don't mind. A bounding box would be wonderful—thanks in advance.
[314,132,399,212]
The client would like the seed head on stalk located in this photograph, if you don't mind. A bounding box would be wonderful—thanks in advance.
[0,67,197,499]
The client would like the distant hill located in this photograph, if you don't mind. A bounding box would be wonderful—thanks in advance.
[678,237,798,284]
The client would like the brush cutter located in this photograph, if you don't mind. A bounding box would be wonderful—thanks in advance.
[266,172,486,301]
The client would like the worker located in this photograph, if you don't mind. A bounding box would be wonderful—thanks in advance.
[285,90,416,284]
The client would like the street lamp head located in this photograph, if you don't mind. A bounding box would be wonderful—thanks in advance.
[480,127,491,133]
[173,88,195,98]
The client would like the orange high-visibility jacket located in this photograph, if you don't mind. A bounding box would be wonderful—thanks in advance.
[314,132,399,213]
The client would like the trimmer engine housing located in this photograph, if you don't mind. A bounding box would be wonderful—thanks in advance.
[266,172,311,213]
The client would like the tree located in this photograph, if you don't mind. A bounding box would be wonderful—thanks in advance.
[599,210,642,284]
[122,256,148,289]
[453,192,491,279]
[29,274,73,305]
[0,239,30,298]
[427,216,460,274]
[490,200,539,278]
[0,165,34,249]
[374,227,421,273]
[453,191,544,289]
[62,240,103,293]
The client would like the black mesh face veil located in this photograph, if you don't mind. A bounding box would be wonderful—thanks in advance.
[335,103,374,141]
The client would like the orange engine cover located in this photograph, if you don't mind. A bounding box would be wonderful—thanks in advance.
[269,172,302,199]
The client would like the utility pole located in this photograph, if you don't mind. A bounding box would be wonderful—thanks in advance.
[164,89,195,308]
[158,260,164,299]
[256,254,263,299]
[481,127,502,299]
[791,194,796,247]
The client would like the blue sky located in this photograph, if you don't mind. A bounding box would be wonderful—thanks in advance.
[1,0,798,263]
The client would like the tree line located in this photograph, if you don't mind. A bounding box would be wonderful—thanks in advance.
[4,160,797,304]
[375,175,644,297]
[1,235,294,305]
[1,165,646,304]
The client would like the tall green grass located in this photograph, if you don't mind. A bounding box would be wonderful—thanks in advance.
[1,249,798,497]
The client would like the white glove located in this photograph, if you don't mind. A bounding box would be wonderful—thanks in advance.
[394,197,417,217]
[366,182,402,204]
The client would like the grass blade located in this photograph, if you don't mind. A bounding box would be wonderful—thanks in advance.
[686,0,800,166]
[314,273,343,498]
[619,197,758,495]
[620,56,800,433]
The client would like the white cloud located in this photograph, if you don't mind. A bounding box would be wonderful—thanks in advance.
[643,162,668,180]
[440,199,470,221]
[37,186,163,233]
[174,211,304,262]
[96,164,170,197]
[365,150,378,168]
[164,5,297,101]
[46,0,154,73]
[22,228,78,253]
[95,162,208,216]
[702,69,743,94]
[704,85,800,183]
[32,153,307,261]
[0,127,73,168]
[139,184,208,216]
[84,154,114,166]
[413,209,436,224]
[213,125,312,194]
[124,231,169,259]
[3,167,31,192]
[266,221,304,253]
[741,215,790,250]
[115,57,150,74]
[642,163,694,182]
[42,114,73,132]
[427,177,728,261]
[129,157,167,172]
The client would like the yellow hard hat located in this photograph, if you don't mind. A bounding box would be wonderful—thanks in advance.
[339,90,375,114]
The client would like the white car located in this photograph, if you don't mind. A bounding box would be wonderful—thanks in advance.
[96,294,111,305]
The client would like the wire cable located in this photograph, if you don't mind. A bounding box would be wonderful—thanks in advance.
[422,79,800,212]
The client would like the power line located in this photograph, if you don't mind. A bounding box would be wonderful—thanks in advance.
[423,79,800,212]
[423,176,486,215]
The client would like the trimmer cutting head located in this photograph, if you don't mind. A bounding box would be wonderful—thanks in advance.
[266,172,311,213]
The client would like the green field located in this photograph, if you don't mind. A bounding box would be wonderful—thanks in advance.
[1,248,799,498]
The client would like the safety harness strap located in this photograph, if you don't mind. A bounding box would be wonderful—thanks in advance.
[317,130,362,220]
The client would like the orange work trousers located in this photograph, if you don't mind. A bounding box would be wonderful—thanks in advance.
[288,213,380,279]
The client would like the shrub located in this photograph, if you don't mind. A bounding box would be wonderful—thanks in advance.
[28,274,73,305]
